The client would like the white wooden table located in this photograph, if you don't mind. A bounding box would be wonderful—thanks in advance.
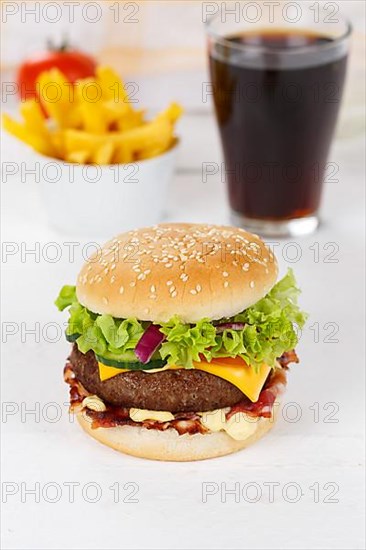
[1,99,365,549]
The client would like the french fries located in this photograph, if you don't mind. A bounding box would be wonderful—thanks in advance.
[3,109,57,157]
[3,66,182,164]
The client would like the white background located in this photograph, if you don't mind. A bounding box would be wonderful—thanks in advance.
[1,1,365,549]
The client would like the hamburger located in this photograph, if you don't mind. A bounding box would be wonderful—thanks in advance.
[56,223,306,461]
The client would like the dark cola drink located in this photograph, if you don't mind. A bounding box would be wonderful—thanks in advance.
[208,28,350,236]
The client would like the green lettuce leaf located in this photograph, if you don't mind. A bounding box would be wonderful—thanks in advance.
[55,269,307,369]
[159,317,218,368]
[54,285,77,311]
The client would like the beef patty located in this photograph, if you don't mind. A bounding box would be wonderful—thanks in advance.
[69,345,245,412]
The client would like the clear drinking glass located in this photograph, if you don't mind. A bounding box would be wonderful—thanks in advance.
[206,4,351,237]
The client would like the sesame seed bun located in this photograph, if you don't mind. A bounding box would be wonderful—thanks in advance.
[76,408,278,461]
[76,223,278,323]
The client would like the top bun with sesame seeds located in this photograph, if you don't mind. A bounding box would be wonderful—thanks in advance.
[76,223,278,323]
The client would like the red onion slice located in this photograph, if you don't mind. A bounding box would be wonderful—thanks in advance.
[135,324,165,363]
[215,322,246,333]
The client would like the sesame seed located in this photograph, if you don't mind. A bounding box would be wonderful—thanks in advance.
[119,286,124,294]
[250,281,255,288]
[111,264,116,270]
[196,284,202,293]
[166,280,173,286]
[165,263,172,268]
[150,285,156,293]
[190,289,197,295]
[110,275,116,284]
[222,271,229,277]
[130,281,136,287]
[171,291,177,298]
[102,297,108,305]
[224,281,229,288]
[243,263,250,271]
[137,273,146,280]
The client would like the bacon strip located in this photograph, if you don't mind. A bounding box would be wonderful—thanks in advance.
[226,368,287,420]
[278,349,299,369]
[84,409,207,434]
[142,417,207,435]
[64,364,89,410]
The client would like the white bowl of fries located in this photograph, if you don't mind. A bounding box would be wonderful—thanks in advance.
[37,141,179,237]
[3,65,182,237]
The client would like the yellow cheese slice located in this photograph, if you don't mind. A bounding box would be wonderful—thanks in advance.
[192,360,271,402]
[98,360,270,402]
[98,363,128,381]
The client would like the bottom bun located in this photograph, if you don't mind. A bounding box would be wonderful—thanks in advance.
[76,409,278,461]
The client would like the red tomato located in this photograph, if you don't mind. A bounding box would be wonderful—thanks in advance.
[17,47,97,102]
